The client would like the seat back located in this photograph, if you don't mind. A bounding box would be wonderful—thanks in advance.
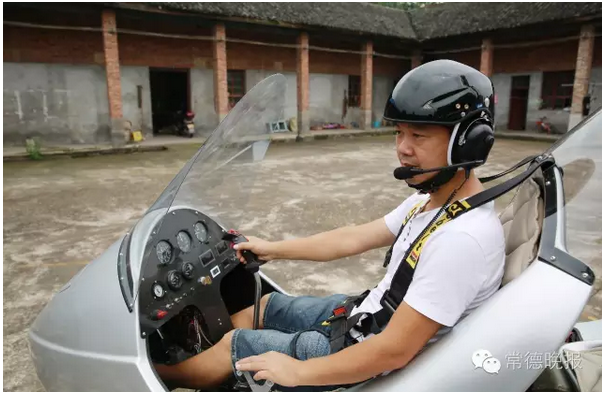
[499,169,545,286]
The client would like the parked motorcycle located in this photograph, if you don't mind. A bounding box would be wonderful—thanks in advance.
[28,74,601,391]
[177,110,195,138]
[536,116,561,135]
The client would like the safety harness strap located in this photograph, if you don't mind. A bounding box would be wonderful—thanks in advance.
[381,155,555,317]
[383,201,425,268]
[290,291,370,354]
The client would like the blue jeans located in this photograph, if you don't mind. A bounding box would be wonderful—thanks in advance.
[230,292,349,391]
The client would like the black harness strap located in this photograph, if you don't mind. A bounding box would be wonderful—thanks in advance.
[289,291,370,355]
[383,201,425,268]
[378,155,555,322]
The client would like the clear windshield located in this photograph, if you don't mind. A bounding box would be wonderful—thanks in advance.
[131,74,287,299]
[548,109,602,269]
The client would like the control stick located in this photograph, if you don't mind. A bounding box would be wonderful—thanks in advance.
[242,251,265,331]
[223,230,273,391]
[223,230,268,322]
[225,231,266,329]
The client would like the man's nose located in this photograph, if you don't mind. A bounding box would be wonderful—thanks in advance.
[397,138,414,157]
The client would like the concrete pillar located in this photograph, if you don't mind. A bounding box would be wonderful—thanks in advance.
[411,50,422,69]
[361,41,374,129]
[297,32,310,138]
[213,23,228,122]
[569,25,595,130]
[101,9,125,145]
[480,38,493,77]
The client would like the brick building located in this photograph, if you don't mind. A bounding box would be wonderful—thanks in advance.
[4,2,602,145]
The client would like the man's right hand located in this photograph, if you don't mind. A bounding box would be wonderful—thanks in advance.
[234,236,278,263]
[231,217,394,264]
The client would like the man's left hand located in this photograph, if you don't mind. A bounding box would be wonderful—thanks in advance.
[235,351,304,387]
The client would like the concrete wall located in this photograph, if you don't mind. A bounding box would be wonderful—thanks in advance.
[3,62,110,146]
[241,72,372,128]
[190,68,218,135]
[372,75,396,123]
[491,73,511,130]
[479,68,602,133]
[526,72,571,133]
[566,67,602,130]
[245,71,395,128]
[1,63,395,145]
[588,67,602,113]
[492,71,571,132]
[120,66,152,136]
[525,72,545,130]
[246,70,297,120]
[309,73,364,126]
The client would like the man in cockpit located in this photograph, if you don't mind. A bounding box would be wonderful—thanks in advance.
[155,60,506,391]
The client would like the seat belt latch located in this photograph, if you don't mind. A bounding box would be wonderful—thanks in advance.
[333,306,347,317]
[381,290,398,315]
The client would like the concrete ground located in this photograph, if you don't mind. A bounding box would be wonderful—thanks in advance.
[4,136,600,391]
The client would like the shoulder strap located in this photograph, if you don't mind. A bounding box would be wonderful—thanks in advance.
[383,200,426,268]
[381,206,455,314]
[376,154,555,327]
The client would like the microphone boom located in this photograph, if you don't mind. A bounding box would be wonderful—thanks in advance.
[393,160,483,180]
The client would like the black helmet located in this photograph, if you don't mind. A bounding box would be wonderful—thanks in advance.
[384,60,496,193]
[384,59,495,127]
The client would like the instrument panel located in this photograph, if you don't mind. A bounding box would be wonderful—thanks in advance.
[138,208,240,339]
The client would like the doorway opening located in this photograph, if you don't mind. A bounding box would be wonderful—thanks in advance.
[508,75,530,131]
[150,69,190,135]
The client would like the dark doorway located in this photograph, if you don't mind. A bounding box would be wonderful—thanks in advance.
[150,69,190,135]
[508,75,530,131]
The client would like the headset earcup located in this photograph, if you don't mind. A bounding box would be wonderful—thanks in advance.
[452,122,494,164]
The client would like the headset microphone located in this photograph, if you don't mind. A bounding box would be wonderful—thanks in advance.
[393,160,483,180]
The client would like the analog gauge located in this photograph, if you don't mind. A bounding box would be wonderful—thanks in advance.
[194,222,208,243]
[176,231,192,253]
[167,271,183,291]
[152,283,165,299]
[156,241,173,265]
[181,262,195,280]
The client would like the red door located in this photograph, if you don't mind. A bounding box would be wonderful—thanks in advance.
[508,75,530,130]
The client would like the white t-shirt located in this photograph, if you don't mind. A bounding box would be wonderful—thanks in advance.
[350,192,506,343]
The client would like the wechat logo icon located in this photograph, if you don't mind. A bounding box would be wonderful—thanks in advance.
[472,349,501,374]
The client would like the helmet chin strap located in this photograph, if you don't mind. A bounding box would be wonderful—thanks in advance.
[406,167,458,194]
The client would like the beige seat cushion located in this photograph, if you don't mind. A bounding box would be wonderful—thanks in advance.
[499,170,545,286]
[562,341,602,392]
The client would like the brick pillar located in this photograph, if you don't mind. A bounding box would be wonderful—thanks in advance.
[101,9,124,145]
[361,41,374,129]
[411,50,422,69]
[213,23,228,122]
[480,38,493,77]
[569,25,595,130]
[297,32,310,139]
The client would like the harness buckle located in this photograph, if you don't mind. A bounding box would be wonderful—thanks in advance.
[322,309,347,326]
[381,290,398,315]
[325,313,346,324]
[333,306,347,316]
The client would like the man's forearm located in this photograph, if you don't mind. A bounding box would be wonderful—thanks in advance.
[272,226,363,262]
[297,333,410,387]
